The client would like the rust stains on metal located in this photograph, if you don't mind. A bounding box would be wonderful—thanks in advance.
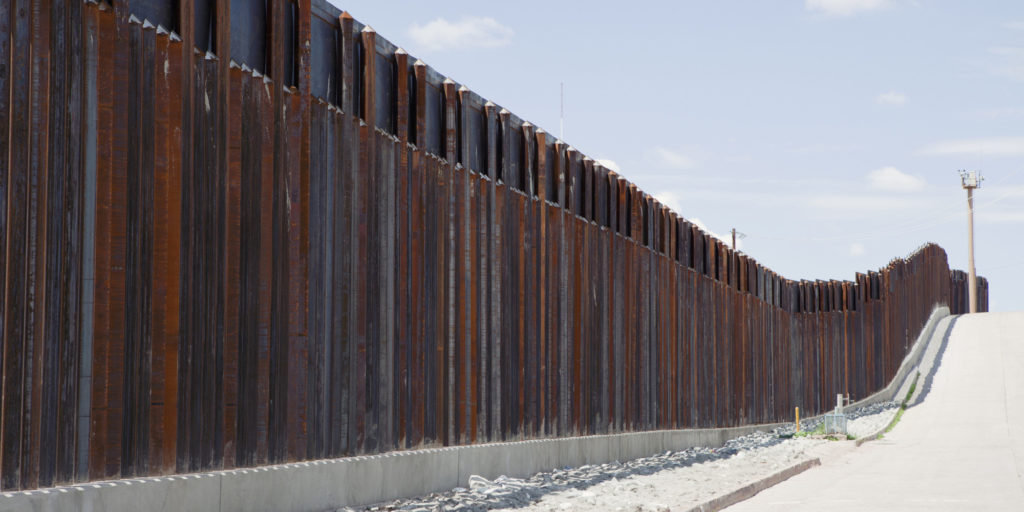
[0,0,990,492]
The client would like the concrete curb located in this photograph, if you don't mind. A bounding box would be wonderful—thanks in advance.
[685,458,821,512]
[854,369,920,447]
[854,407,902,447]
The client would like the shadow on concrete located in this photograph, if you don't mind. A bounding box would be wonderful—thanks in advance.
[907,315,959,408]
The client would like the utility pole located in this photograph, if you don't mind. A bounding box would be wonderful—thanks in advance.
[960,170,983,313]
[731,228,746,251]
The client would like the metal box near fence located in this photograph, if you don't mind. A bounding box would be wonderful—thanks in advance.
[824,412,848,435]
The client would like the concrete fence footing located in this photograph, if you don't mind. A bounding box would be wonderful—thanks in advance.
[1,422,785,512]
[0,306,951,512]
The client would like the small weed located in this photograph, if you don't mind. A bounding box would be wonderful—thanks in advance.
[885,407,906,433]
[905,372,919,403]
[792,423,825,438]
[884,371,920,434]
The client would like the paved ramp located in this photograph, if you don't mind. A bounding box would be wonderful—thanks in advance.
[728,311,1024,511]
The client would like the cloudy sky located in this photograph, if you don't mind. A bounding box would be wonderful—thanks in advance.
[329,0,1024,312]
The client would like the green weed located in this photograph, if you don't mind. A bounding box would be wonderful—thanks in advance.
[884,371,920,434]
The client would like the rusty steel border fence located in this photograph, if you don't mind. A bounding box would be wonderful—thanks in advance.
[0,0,989,492]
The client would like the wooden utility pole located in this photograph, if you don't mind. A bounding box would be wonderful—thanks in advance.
[731,228,745,251]
[960,170,983,313]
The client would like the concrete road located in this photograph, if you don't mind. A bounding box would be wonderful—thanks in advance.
[728,311,1024,511]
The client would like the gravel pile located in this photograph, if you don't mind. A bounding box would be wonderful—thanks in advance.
[340,402,899,512]
[847,400,900,437]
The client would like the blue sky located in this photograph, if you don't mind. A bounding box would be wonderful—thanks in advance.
[328,0,1024,312]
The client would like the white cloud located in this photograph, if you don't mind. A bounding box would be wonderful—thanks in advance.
[595,159,622,174]
[407,16,513,52]
[653,147,696,169]
[849,242,866,256]
[867,166,925,192]
[920,136,1024,157]
[653,191,683,214]
[876,91,907,106]
[805,0,891,17]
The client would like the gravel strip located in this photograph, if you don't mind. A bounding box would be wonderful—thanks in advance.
[340,402,899,512]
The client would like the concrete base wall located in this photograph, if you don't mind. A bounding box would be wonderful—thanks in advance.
[0,422,783,512]
[2,306,951,512]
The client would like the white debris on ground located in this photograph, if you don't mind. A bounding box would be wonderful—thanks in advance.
[342,401,899,512]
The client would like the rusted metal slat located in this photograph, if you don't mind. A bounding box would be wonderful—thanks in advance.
[442,78,456,445]
[406,140,425,448]
[284,0,313,454]
[496,109,511,438]
[534,130,549,436]
[522,123,537,438]
[409,63,428,447]
[219,6,241,471]
[0,0,26,487]
[469,171,482,443]
[426,153,444,445]
[84,2,112,483]
[20,0,54,491]
[350,116,371,452]
[150,20,182,477]
[305,100,326,459]
[266,0,288,464]
[328,78,353,460]
[179,26,199,475]
[254,67,274,466]
[101,0,129,480]
[514,192,527,437]
[376,130,397,452]
[37,0,69,487]
[235,66,261,467]
[394,48,410,448]
[201,54,223,470]
[455,88,472,445]
[58,0,85,484]
[0,3,11,463]
[122,16,156,476]
[324,104,347,457]
[543,198,560,436]
[473,107,492,441]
